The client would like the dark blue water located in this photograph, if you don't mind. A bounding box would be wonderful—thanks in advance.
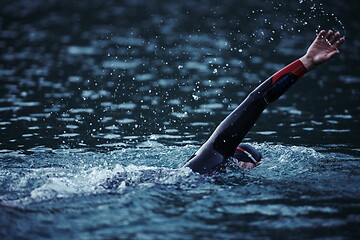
[1,0,360,239]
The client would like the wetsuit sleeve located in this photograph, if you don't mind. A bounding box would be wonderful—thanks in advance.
[183,60,307,173]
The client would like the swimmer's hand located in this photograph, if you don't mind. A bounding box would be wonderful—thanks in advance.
[300,29,345,71]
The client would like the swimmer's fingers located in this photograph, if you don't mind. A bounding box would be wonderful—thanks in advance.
[329,31,341,44]
[317,29,326,39]
[333,36,346,49]
[325,30,334,41]
[318,29,345,50]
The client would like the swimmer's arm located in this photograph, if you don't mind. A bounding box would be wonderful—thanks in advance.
[206,30,346,157]
[299,30,345,71]
[183,30,345,172]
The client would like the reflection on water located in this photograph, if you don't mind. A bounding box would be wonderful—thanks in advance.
[1,0,360,239]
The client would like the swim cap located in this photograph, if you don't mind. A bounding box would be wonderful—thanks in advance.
[233,144,262,164]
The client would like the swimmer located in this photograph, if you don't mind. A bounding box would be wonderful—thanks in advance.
[183,30,345,174]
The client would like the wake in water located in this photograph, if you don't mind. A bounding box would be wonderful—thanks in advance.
[100,165,198,190]
[0,143,332,207]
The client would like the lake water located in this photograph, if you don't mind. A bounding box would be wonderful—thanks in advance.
[1,0,360,239]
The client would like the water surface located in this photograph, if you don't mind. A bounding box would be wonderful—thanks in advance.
[1,0,360,239]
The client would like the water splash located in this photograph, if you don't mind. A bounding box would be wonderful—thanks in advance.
[0,143,339,207]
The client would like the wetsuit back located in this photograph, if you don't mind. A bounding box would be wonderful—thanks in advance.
[183,60,307,173]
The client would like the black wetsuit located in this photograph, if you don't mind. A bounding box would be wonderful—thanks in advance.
[183,60,307,174]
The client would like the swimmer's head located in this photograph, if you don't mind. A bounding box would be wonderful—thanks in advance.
[233,144,262,167]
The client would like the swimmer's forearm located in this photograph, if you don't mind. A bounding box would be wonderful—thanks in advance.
[248,59,306,106]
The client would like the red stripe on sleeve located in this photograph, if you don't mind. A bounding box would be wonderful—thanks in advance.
[236,147,245,152]
[271,60,307,83]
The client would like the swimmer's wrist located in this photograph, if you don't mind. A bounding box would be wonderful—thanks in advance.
[299,55,316,71]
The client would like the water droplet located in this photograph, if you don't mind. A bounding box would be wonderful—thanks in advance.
[192,95,200,100]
